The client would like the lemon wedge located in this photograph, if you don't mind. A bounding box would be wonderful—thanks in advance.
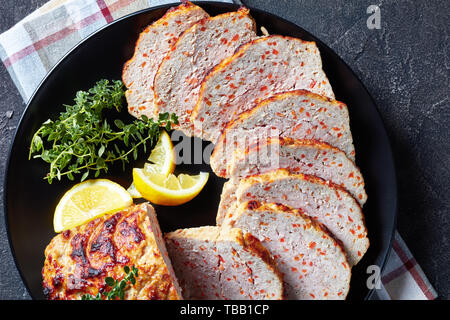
[53,179,133,233]
[133,169,209,206]
[127,130,175,198]
[146,130,176,176]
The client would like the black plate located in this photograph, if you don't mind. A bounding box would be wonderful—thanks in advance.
[4,2,397,300]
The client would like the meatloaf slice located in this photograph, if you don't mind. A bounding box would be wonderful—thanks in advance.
[225,137,367,205]
[122,2,208,119]
[217,179,240,225]
[223,201,351,299]
[154,7,256,136]
[218,169,369,266]
[165,226,284,300]
[210,90,355,179]
[42,203,182,300]
[192,35,335,142]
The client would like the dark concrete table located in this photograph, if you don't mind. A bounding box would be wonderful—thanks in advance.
[0,0,448,299]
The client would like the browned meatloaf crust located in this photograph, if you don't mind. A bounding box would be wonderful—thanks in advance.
[42,203,182,300]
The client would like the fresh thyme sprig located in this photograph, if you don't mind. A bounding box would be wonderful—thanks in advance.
[81,265,139,300]
[29,79,178,183]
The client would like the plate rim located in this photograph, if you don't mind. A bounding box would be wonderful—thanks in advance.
[3,1,397,300]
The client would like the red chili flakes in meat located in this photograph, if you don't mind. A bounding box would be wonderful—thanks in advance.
[231,34,240,41]
[291,110,297,119]
[260,85,268,92]
[221,38,228,45]
[309,241,316,249]
[272,49,279,55]
[204,98,212,106]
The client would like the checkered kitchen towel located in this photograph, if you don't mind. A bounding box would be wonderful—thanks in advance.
[0,0,438,300]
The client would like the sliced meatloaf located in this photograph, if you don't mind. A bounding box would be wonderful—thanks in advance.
[191,36,335,142]
[42,203,182,300]
[154,7,256,136]
[165,226,284,300]
[218,169,369,266]
[225,137,367,205]
[122,2,208,119]
[223,201,351,299]
[210,90,355,179]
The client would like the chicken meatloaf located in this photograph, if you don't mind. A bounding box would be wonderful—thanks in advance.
[154,7,256,136]
[192,35,335,142]
[217,169,369,266]
[42,203,182,300]
[165,226,284,300]
[122,2,208,119]
[210,90,356,179]
[222,201,351,299]
[225,137,367,205]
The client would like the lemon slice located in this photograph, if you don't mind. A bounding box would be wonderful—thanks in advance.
[133,169,209,206]
[146,130,176,176]
[54,179,133,233]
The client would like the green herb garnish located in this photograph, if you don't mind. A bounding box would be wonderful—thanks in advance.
[81,265,139,300]
[29,79,178,183]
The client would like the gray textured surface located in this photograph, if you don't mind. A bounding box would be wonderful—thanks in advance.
[0,0,448,300]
